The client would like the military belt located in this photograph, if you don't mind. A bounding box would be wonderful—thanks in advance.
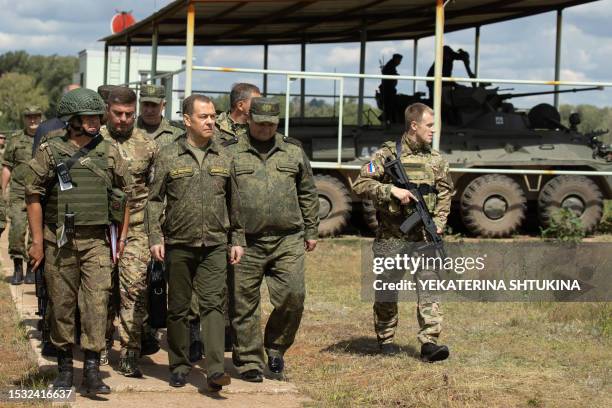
[246,228,302,239]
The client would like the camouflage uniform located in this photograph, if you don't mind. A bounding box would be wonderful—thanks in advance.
[100,126,158,359]
[352,135,454,346]
[215,111,248,143]
[145,137,245,377]
[3,129,35,261]
[224,98,319,375]
[25,133,131,352]
[136,84,183,147]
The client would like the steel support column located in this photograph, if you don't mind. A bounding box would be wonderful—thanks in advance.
[103,43,109,85]
[125,41,131,85]
[554,9,563,109]
[300,42,306,118]
[432,0,445,151]
[185,2,196,97]
[151,24,159,83]
[263,44,269,96]
[413,39,418,94]
[357,24,367,126]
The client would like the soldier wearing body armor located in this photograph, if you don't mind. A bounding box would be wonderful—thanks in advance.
[100,87,159,377]
[25,88,131,395]
[353,103,454,362]
[3,106,43,285]
[136,84,183,147]
[224,97,319,382]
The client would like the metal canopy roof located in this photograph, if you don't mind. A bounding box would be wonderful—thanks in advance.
[100,0,598,47]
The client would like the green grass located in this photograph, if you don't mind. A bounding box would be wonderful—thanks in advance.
[277,239,612,407]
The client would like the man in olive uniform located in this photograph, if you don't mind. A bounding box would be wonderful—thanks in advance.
[100,87,159,377]
[352,102,454,362]
[146,94,245,391]
[183,82,262,362]
[215,83,261,143]
[136,84,183,147]
[3,106,43,285]
[25,88,131,395]
[224,97,319,382]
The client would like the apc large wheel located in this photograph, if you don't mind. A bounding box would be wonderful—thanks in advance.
[315,175,351,237]
[538,175,603,233]
[362,199,378,232]
[460,174,526,237]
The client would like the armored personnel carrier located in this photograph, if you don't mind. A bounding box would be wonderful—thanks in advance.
[287,85,612,238]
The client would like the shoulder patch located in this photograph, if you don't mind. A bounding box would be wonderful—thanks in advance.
[282,136,302,147]
[221,138,238,147]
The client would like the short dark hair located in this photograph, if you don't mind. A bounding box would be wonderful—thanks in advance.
[230,83,261,110]
[107,87,137,106]
[404,102,433,129]
[182,94,214,116]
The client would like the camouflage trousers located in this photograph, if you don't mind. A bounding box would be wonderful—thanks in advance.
[44,226,112,352]
[8,191,30,260]
[106,223,150,354]
[372,238,443,345]
[229,232,305,374]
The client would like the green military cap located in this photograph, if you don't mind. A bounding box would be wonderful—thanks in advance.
[250,97,280,124]
[22,105,43,116]
[140,84,166,104]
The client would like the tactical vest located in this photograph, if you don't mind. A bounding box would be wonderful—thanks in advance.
[386,142,438,214]
[44,138,110,226]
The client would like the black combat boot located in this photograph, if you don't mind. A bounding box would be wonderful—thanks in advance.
[24,263,35,284]
[10,259,23,285]
[420,342,450,362]
[189,318,203,363]
[118,349,143,378]
[52,348,74,390]
[81,350,111,396]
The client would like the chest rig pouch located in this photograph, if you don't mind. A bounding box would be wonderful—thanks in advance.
[45,136,125,227]
[387,139,438,215]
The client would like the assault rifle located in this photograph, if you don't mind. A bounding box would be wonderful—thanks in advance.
[34,263,50,339]
[383,153,447,260]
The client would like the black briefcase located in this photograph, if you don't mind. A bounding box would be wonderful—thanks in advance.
[147,260,167,329]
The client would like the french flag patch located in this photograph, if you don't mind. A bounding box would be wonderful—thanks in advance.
[367,161,376,174]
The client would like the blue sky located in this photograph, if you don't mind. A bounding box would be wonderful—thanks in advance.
[1,0,611,107]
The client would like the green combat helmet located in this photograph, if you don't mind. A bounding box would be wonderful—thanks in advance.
[140,84,166,104]
[22,105,43,116]
[57,88,106,121]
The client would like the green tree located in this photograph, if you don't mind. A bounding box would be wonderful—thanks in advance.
[0,51,78,117]
[0,73,49,129]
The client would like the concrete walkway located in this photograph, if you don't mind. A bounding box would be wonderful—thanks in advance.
[1,235,306,407]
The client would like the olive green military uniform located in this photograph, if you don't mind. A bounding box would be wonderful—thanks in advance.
[25,133,131,352]
[215,111,248,143]
[224,98,319,374]
[100,126,158,358]
[136,84,183,147]
[3,129,35,261]
[145,137,245,377]
[352,135,454,346]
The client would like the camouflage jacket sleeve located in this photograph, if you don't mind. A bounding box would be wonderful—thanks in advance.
[432,154,454,230]
[352,146,394,204]
[145,150,168,247]
[24,144,54,197]
[2,134,17,169]
[297,150,320,241]
[107,143,132,191]
[227,161,246,247]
